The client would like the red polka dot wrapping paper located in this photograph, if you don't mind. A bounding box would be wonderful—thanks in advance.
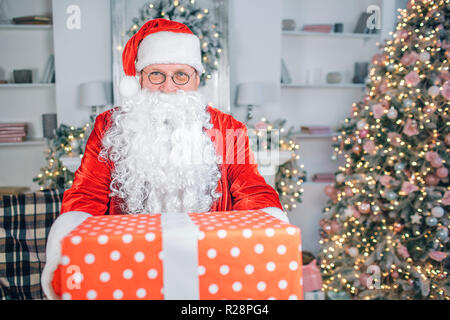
[52,210,303,300]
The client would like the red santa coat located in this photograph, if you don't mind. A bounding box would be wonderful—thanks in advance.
[60,105,283,216]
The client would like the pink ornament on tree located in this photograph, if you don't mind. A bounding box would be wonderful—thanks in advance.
[419,51,431,62]
[425,174,440,186]
[442,191,450,206]
[396,243,410,259]
[403,119,419,136]
[372,103,385,119]
[401,181,419,194]
[401,52,419,66]
[359,129,368,138]
[379,80,388,94]
[388,132,402,146]
[405,71,421,87]
[429,251,448,262]
[363,140,377,155]
[428,86,441,97]
[379,175,393,187]
[442,81,450,100]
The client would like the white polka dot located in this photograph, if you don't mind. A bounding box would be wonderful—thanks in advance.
[110,250,121,261]
[289,294,298,300]
[257,281,266,291]
[209,284,218,294]
[122,234,133,244]
[207,248,217,259]
[245,264,254,274]
[62,293,71,300]
[70,236,81,245]
[254,244,264,254]
[278,280,288,290]
[220,265,229,275]
[198,265,206,275]
[230,247,240,257]
[97,235,109,245]
[73,272,83,283]
[86,290,97,300]
[113,289,123,300]
[198,231,205,240]
[217,230,227,239]
[266,262,276,272]
[147,269,158,279]
[289,261,299,271]
[242,229,252,238]
[159,251,163,260]
[232,282,242,292]
[277,245,287,255]
[134,251,145,262]
[100,272,110,282]
[145,232,155,242]
[84,254,95,264]
[265,228,275,237]
[123,269,133,279]
[298,244,302,252]
[136,288,146,299]
[61,256,70,266]
[287,227,296,235]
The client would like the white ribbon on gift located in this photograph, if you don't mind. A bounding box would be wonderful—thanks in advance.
[160,212,200,300]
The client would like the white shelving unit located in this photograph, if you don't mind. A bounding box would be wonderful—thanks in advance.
[281,0,385,255]
[282,30,380,40]
[0,83,55,88]
[0,0,54,189]
[0,24,52,30]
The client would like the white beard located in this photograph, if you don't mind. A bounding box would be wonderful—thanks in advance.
[100,89,222,214]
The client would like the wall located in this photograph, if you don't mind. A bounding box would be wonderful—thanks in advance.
[228,0,282,123]
[52,0,112,127]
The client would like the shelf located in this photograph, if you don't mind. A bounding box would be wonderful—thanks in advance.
[293,132,338,139]
[0,138,47,147]
[282,83,366,89]
[282,30,380,40]
[0,24,52,30]
[0,83,55,88]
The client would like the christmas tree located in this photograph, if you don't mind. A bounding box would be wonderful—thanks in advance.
[318,0,449,299]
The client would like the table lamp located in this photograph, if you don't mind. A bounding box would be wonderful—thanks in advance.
[236,82,275,123]
[80,81,110,121]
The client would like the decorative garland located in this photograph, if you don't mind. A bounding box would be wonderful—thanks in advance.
[127,0,224,86]
[33,123,91,190]
[250,118,306,212]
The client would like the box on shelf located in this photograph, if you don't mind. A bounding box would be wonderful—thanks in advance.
[52,209,303,300]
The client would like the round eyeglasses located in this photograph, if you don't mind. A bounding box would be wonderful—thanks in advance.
[141,69,196,85]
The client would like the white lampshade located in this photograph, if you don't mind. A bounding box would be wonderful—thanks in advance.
[236,82,276,106]
[80,81,109,106]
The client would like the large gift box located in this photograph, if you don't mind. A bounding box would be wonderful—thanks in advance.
[52,210,303,300]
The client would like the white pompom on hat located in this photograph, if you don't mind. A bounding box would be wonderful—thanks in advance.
[119,18,205,99]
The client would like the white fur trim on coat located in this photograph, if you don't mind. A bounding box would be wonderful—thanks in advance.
[41,211,92,300]
[136,31,205,74]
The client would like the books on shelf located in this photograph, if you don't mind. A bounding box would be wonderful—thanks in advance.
[302,24,333,33]
[41,55,55,83]
[12,16,51,25]
[312,172,335,183]
[0,123,27,143]
[281,59,292,84]
[300,126,332,134]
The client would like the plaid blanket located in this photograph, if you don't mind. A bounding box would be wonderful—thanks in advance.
[0,189,63,300]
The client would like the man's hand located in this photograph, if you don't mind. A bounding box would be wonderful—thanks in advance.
[260,207,290,224]
[41,211,92,300]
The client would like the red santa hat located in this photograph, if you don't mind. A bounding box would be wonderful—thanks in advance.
[120,18,205,98]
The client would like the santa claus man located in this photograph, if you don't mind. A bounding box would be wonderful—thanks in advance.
[41,18,287,299]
